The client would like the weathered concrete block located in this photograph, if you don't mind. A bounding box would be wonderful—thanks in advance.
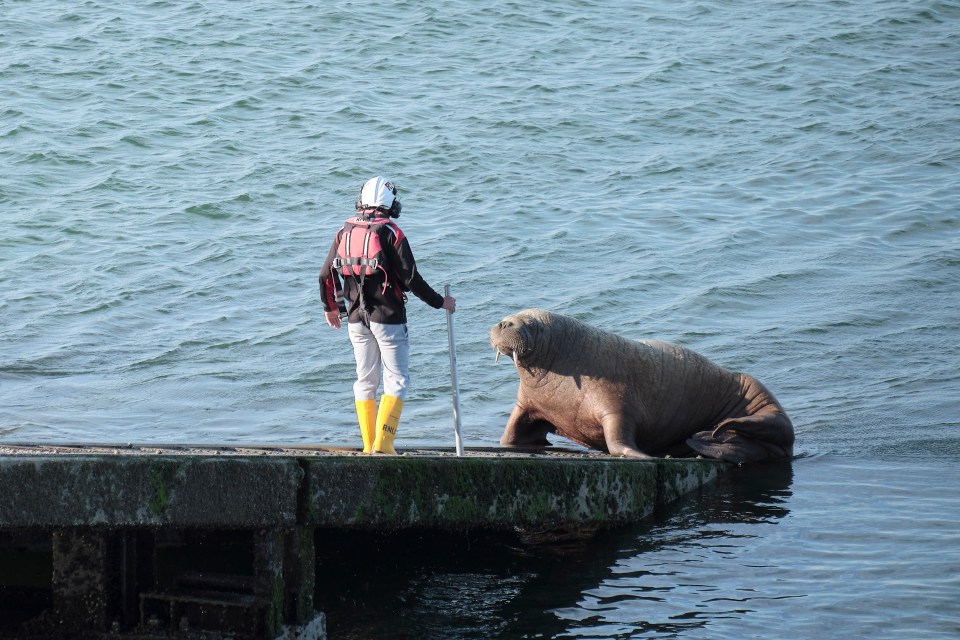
[0,456,302,528]
[0,448,722,639]
[302,457,724,530]
[51,530,112,632]
[283,527,316,625]
[657,457,723,504]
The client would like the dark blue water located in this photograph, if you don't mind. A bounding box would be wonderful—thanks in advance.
[2,0,959,636]
[317,457,960,639]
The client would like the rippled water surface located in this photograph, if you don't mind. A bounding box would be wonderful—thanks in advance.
[2,0,959,637]
[320,457,960,639]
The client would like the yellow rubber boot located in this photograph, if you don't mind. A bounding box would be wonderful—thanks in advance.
[372,395,403,455]
[355,399,377,453]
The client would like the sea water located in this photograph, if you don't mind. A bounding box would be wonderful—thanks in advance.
[2,0,958,637]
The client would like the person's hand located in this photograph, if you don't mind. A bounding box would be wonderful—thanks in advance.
[325,310,342,329]
[441,296,456,313]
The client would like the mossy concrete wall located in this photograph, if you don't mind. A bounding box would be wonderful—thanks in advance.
[0,450,725,531]
[0,448,725,637]
[0,456,302,528]
[304,456,724,531]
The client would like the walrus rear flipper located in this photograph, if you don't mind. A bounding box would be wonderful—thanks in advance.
[687,431,789,463]
[687,414,794,464]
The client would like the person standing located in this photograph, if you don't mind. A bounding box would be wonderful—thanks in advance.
[319,176,456,454]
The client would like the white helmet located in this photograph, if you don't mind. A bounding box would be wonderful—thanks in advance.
[356,176,401,218]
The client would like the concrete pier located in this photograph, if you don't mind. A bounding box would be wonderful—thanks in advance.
[0,444,727,638]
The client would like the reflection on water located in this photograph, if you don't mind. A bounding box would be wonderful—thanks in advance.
[552,463,796,639]
[317,462,795,639]
[681,460,794,525]
[318,458,960,639]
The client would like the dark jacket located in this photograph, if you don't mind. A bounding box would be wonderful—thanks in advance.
[319,212,444,325]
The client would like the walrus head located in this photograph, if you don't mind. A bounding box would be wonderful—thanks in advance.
[490,309,554,368]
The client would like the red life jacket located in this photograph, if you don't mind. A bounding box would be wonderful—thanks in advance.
[332,215,404,292]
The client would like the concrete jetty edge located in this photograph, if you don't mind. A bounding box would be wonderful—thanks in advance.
[0,445,728,638]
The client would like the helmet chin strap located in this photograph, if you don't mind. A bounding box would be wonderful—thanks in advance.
[356,207,394,218]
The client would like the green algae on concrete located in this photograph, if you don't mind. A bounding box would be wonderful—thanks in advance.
[0,456,302,528]
[303,456,725,531]
[0,449,726,532]
[148,467,171,516]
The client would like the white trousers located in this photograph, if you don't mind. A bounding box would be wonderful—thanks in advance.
[348,321,410,401]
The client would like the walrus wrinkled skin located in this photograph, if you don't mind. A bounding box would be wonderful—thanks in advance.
[490,309,794,463]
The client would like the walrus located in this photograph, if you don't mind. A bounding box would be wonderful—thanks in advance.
[490,309,794,463]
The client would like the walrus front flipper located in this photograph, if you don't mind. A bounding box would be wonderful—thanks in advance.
[500,403,554,446]
[687,414,794,463]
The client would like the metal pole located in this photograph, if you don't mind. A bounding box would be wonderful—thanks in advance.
[445,284,464,457]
